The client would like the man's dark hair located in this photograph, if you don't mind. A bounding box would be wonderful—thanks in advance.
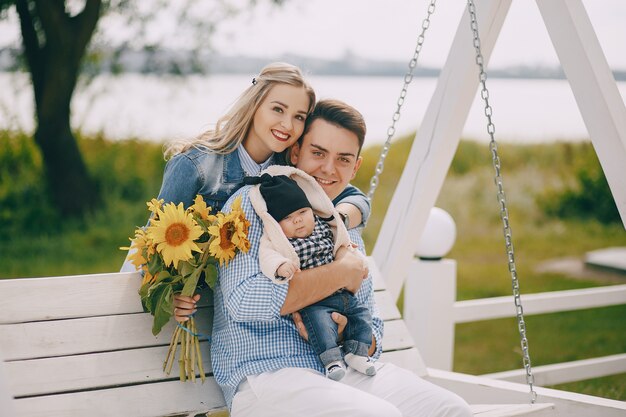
[300,99,367,155]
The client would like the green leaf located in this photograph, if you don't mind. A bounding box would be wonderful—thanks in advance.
[138,280,152,312]
[170,274,184,285]
[153,270,171,284]
[179,260,195,277]
[151,284,173,336]
[194,216,208,229]
[145,281,166,314]
[204,264,218,290]
[181,268,200,297]
[147,253,163,276]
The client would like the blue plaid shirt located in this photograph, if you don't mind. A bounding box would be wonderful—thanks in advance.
[211,186,383,409]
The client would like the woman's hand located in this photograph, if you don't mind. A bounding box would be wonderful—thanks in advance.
[173,293,201,323]
[292,311,347,342]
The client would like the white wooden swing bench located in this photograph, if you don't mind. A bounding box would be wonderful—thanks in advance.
[0,260,555,417]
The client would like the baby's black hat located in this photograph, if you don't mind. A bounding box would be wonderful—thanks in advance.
[246,174,312,222]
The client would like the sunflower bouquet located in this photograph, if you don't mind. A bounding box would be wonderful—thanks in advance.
[122,195,250,382]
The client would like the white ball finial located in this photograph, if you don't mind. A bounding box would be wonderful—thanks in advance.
[416,207,456,260]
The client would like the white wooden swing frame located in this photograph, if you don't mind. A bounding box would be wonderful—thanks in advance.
[1,0,625,416]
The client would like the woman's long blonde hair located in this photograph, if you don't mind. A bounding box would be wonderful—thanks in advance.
[164,62,316,159]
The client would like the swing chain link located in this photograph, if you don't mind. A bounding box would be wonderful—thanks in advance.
[367,0,437,202]
[466,0,537,404]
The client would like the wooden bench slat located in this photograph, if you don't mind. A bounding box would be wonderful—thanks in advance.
[0,273,215,325]
[380,347,428,376]
[470,403,555,417]
[7,322,418,398]
[13,378,226,417]
[368,256,387,291]
[11,346,428,400]
[381,319,416,352]
[374,289,401,320]
[0,308,213,361]
[0,269,394,323]
[0,273,143,323]
[6,344,212,397]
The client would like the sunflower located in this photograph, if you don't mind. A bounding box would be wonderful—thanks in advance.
[148,202,204,268]
[207,213,237,266]
[141,270,158,286]
[147,198,164,215]
[121,228,153,269]
[190,195,214,222]
[229,213,250,252]
[225,196,250,252]
[230,195,244,213]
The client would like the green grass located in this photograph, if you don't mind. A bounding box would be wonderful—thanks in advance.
[1,132,625,401]
[0,198,147,277]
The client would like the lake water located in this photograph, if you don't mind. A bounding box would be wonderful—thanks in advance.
[2,72,625,147]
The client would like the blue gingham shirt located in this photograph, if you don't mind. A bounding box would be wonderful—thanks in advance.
[237,146,274,176]
[211,186,383,409]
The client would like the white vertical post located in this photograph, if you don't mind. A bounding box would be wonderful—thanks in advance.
[404,258,457,371]
[372,0,512,301]
[536,0,626,227]
[403,207,458,370]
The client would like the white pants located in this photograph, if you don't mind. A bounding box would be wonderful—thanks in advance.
[231,362,472,417]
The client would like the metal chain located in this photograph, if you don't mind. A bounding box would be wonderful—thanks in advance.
[466,0,537,403]
[367,0,437,202]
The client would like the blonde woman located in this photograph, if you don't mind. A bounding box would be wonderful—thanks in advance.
[158,62,316,212]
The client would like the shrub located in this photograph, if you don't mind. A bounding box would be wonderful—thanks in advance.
[0,131,166,236]
[538,148,620,224]
[0,131,60,235]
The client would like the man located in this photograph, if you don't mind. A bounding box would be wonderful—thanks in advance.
[178,99,472,417]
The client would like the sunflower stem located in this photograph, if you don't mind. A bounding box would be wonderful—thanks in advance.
[179,329,186,382]
[190,319,197,382]
[193,318,206,382]
[185,321,191,380]
[164,326,181,374]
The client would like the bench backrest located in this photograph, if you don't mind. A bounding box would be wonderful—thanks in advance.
[0,258,425,416]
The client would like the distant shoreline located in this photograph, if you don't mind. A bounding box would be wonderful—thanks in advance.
[1,49,624,81]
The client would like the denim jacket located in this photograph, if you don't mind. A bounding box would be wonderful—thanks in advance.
[157,145,371,224]
[157,145,248,212]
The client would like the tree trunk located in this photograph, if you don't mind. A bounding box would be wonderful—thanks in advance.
[16,0,102,216]
[34,95,100,217]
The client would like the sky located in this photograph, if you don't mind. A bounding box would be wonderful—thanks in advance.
[211,0,626,70]
[0,1,623,71]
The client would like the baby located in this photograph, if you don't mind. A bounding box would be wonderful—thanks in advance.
[246,165,376,381]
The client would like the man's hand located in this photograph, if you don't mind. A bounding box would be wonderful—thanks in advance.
[335,246,369,294]
[292,311,347,342]
[173,293,200,323]
[280,247,368,315]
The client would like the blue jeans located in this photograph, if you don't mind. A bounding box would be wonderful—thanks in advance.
[299,290,373,367]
